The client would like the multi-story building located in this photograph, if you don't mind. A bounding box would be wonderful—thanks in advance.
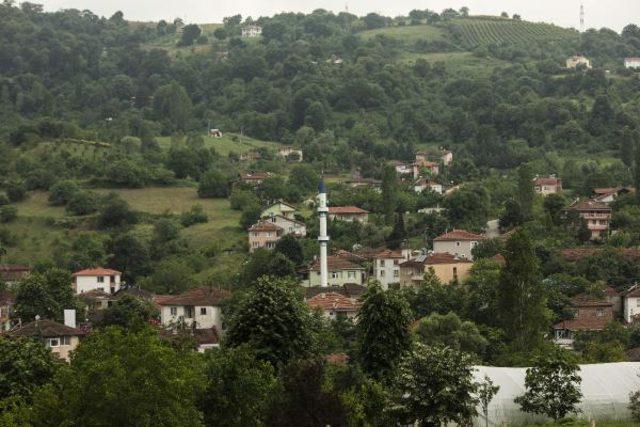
[553,294,614,348]
[373,249,411,289]
[72,268,122,295]
[306,256,365,287]
[248,221,283,252]
[156,287,230,332]
[306,292,360,320]
[328,206,369,223]
[533,176,562,196]
[569,199,611,240]
[432,229,486,260]
[625,57,640,69]
[399,252,473,286]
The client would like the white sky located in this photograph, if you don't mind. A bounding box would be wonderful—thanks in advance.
[36,0,639,32]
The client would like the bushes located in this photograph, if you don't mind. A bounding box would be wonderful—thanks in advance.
[0,206,18,223]
[66,191,98,216]
[198,170,231,198]
[180,205,208,227]
[49,181,80,206]
[6,182,26,202]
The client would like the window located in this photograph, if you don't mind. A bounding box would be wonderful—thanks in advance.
[48,338,60,348]
[636,299,640,308]
[110,275,115,282]
[596,309,604,317]
[200,307,207,315]
[170,307,177,316]
[453,267,458,278]
[348,271,356,279]
[556,330,570,340]
[380,270,385,277]
[97,276,105,283]
[456,241,461,247]
[393,270,399,277]
[394,260,399,266]
[331,272,339,279]
[62,336,70,346]
[185,307,194,318]
[267,242,275,249]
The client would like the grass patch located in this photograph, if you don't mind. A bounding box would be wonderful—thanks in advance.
[359,24,444,43]
[399,51,508,76]
[14,192,66,219]
[156,133,283,156]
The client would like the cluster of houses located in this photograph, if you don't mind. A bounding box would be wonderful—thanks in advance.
[391,148,452,195]
[566,55,640,70]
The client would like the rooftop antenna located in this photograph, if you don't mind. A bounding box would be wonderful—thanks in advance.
[345,2,349,13]
[580,3,585,32]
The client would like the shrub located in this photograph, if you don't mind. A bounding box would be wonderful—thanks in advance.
[0,194,9,206]
[198,170,230,198]
[6,182,25,203]
[48,180,80,205]
[0,206,17,223]
[180,205,208,227]
[66,191,98,216]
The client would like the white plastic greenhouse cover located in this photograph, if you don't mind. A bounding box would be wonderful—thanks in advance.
[472,362,640,426]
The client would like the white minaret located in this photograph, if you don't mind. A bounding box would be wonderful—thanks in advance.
[318,179,329,287]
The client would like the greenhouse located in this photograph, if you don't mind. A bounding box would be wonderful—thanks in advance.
[473,362,640,425]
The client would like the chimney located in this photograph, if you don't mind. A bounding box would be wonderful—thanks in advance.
[64,309,76,329]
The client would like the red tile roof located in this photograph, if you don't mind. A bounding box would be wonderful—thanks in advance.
[534,177,561,186]
[570,294,614,308]
[7,319,85,338]
[309,256,364,272]
[560,247,640,262]
[307,292,361,312]
[248,221,283,232]
[325,353,350,364]
[374,249,405,259]
[623,284,640,298]
[328,206,369,215]
[569,199,611,211]
[426,253,473,264]
[156,287,231,307]
[433,229,486,241]
[72,268,121,277]
[552,316,612,332]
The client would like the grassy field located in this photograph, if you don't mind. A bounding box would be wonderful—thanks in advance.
[156,133,283,156]
[359,24,444,43]
[400,51,508,76]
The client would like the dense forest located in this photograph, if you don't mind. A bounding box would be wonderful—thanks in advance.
[2,2,640,425]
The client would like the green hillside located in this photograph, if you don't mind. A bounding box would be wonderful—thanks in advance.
[449,16,580,47]
[359,24,445,43]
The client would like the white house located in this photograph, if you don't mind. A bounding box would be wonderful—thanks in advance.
[261,201,297,220]
[277,148,303,162]
[414,179,443,194]
[306,292,360,320]
[625,57,640,69]
[156,287,230,332]
[264,215,306,237]
[241,25,262,38]
[533,176,562,196]
[328,206,369,223]
[72,268,122,295]
[432,229,486,260]
[373,249,411,289]
[306,256,365,287]
[623,284,640,324]
[566,55,592,69]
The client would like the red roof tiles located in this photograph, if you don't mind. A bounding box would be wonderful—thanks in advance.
[156,287,231,307]
[309,256,364,272]
[569,199,611,211]
[433,229,486,242]
[248,221,283,232]
[7,319,85,338]
[374,249,405,259]
[306,292,361,312]
[534,177,561,186]
[560,247,640,262]
[328,206,369,215]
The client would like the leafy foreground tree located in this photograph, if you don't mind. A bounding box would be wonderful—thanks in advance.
[199,346,279,427]
[413,312,488,358]
[13,268,75,323]
[477,375,500,427]
[514,349,583,422]
[357,283,413,380]
[630,377,640,422]
[97,295,157,331]
[28,327,204,426]
[0,338,59,402]
[225,276,316,367]
[388,343,478,426]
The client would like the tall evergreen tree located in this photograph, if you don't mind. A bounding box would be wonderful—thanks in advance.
[496,229,550,352]
[635,140,640,205]
[381,165,398,225]
[516,164,534,220]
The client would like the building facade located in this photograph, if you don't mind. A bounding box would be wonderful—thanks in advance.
[553,294,614,348]
[625,57,640,69]
[533,176,562,196]
[399,253,473,287]
[156,287,230,332]
[373,249,410,289]
[328,206,369,223]
[569,200,611,240]
[307,256,365,287]
[306,292,360,320]
[248,221,283,252]
[432,229,486,260]
[72,268,122,295]
[566,55,592,69]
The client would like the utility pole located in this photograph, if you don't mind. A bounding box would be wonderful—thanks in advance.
[580,3,585,33]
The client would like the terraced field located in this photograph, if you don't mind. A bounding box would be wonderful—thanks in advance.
[450,17,579,47]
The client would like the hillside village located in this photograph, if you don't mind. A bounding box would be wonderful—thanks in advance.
[2,1,640,425]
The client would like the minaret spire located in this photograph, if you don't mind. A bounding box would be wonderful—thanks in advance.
[317,178,330,287]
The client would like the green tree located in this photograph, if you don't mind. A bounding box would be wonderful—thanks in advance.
[237,250,296,286]
[388,343,478,426]
[140,259,195,294]
[14,268,75,323]
[477,375,500,427]
[226,276,316,367]
[65,191,98,216]
[0,205,17,223]
[635,140,640,205]
[98,295,157,331]
[381,166,398,225]
[414,312,488,357]
[106,232,151,283]
[229,188,260,211]
[240,203,263,230]
[6,182,25,203]
[97,194,137,229]
[543,193,566,226]
[516,164,534,219]
[357,283,412,379]
[198,170,230,198]
[499,198,524,229]
[153,82,193,131]
[497,229,550,352]
[514,349,582,422]
[288,164,318,193]
[48,180,79,206]
[274,234,304,266]
[0,338,59,402]
[178,24,202,46]
[29,327,204,426]
[199,346,279,427]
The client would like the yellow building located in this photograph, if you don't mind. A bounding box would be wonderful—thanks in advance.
[399,253,473,286]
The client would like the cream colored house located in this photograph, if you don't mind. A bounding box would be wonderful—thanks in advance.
[399,253,473,286]
[569,199,611,240]
[415,150,452,167]
[328,206,369,223]
[248,221,283,252]
[263,215,306,237]
[306,256,365,287]
[156,287,230,332]
[624,57,640,69]
[373,249,411,289]
[72,268,122,295]
[414,179,443,194]
[533,176,562,196]
[277,148,303,162]
[7,316,84,362]
[261,202,297,219]
[241,25,262,37]
[432,229,486,260]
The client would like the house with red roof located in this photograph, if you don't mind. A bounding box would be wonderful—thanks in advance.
[306,256,366,287]
[0,265,30,283]
[399,252,473,286]
[5,315,85,361]
[156,287,230,332]
[432,229,486,260]
[306,292,361,320]
[328,206,369,223]
[72,268,122,295]
[240,172,271,186]
[568,199,611,240]
[533,176,562,196]
[248,220,284,252]
[622,284,640,324]
[625,57,640,69]
[553,293,615,348]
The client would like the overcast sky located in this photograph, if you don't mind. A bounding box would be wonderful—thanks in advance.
[37,0,639,32]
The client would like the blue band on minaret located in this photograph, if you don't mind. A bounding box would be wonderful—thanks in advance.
[318,179,326,194]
